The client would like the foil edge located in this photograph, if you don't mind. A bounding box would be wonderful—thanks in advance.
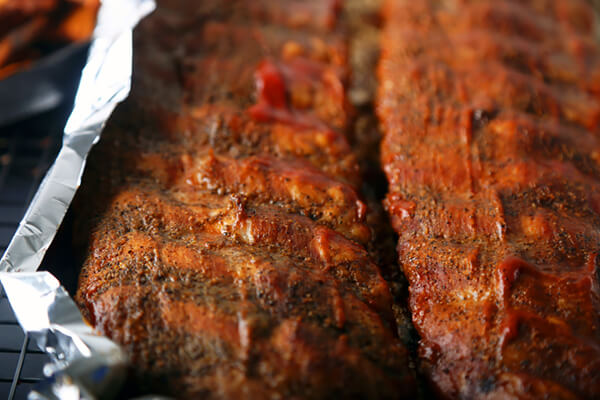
[0,0,156,398]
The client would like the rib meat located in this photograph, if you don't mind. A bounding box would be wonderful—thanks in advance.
[75,1,416,398]
[379,0,600,398]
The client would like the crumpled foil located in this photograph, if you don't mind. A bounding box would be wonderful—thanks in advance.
[0,0,155,398]
[0,272,126,400]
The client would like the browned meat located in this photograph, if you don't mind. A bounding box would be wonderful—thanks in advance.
[74,0,416,398]
[378,0,600,399]
[0,0,99,77]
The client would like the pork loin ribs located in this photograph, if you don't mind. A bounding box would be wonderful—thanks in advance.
[75,1,416,398]
[379,0,600,398]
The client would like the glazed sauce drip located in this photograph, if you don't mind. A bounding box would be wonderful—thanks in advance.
[496,255,600,351]
[496,255,599,305]
[253,60,287,109]
[248,59,334,130]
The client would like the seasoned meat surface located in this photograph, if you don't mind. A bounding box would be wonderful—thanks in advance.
[75,0,416,398]
[378,0,600,399]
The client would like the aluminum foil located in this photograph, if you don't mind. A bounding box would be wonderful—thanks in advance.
[0,0,155,398]
[0,272,126,400]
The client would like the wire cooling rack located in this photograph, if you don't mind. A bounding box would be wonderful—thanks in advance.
[0,102,76,400]
[0,39,88,399]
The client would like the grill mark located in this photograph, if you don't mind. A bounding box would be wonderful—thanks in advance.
[127,103,360,187]
[385,56,600,131]
[185,153,369,243]
[390,28,598,92]
[83,235,409,394]
[436,0,596,43]
[488,113,600,174]
[131,148,364,232]
[382,110,600,200]
[159,297,243,354]
[186,104,358,179]
[502,0,596,35]
[386,160,600,215]
[88,186,393,325]
[386,192,505,241]
[82,226,393,334]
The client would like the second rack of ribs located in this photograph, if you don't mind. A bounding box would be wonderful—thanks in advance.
[378,0,600,399]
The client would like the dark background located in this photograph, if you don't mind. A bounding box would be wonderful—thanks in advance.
[0,45,88,400]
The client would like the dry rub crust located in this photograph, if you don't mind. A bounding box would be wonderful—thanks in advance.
[379,0,600,398]
[75,0,416,398]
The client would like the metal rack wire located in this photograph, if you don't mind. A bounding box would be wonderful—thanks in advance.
[0,111,66,400]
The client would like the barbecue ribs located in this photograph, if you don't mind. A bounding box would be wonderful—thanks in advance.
[379,0,600,398]
[74,0,415,398]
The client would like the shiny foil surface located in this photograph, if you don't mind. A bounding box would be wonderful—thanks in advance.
[0,0,155,398]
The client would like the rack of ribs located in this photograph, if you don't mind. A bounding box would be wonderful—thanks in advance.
[378,0,600,398]
[74,0,416,398]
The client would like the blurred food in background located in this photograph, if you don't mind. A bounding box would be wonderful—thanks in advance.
[0,0,99,79]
